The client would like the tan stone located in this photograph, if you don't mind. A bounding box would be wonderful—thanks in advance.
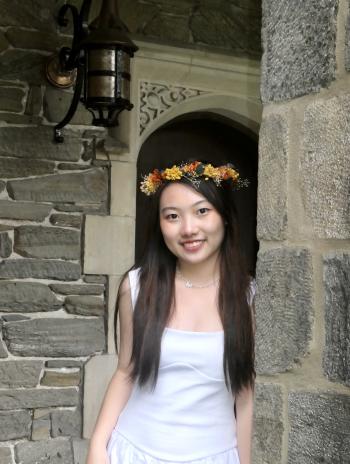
[41,370,81,387]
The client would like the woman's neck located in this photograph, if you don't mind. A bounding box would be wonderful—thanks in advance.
[176,259,220,284]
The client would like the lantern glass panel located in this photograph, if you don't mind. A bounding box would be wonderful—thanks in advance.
[88,75,116,99]
[88,49,116,71]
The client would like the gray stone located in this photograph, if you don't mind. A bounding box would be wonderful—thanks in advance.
[0,232,12,258]
[25,85,43,116]
[302,95,350,238]
[0,158,55,178]
[14,226,80,260]
[0,410,31,440]
[261,0,337,102]
[41,370,81,387]
[54,202,108,214]
[0,388,78,410]
[255,248,313,374]
[84,275,107,284]
[0,126,82,161]
[3,317,105,356]
[6,28,70,52]
[51,408,82,437]
[46,360,83,368]
[32,416,51,440]
[0,87,25,112]
[0,200,51,221]
[57,163,91,171]
[50,214,82,229]
[0,0,57,29]
[8,169,108,204]
[0,30,9,52]
[0,259,81,281]
[252,383,284,464]
[0,181,5,192]
[1,315,29,322]
[65,295,105,316]
[0,281,61,313]
[0,113,42,125]
[44,87,92,125]
[15,438,74,464]
[323,252,350,386]
[0,338,8,358]
[0,49,47,84]
[0,360,42,388]
[257,113,288,240]
[288,392,350,463]
[346,6,350,71]
[0,447,12,464]
[50,283,104,295]
[143,14,190,44]
[73,439,89,464]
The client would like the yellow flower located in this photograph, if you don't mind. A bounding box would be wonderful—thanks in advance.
[140,175,161,195]
[227,168,239,181]
[163,166,182,180]
[203,164,220,179]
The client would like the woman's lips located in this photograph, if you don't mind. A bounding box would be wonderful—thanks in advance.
[181,240,205,252]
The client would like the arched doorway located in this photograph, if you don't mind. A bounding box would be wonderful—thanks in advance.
[136,112,258,275]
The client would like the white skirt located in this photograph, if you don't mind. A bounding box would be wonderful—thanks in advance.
[107,430,240,464]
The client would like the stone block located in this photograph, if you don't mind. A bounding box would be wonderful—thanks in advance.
[72,439,89,464]
[0,281,61,313]
[0,126,81,161]
[261,0,337,102]
[302,95,350,238]
[57,163,91,171]
[46,360,83,368]
[31,416,51,441]
[0,49,47,84]
[0,232,12,258]
[25,86,43,116]
[54,202,108,214]
[0,360,42,388]
[0,0,57,29]
[0,339,8,358]
[49,214,82,229]
[0,388,78,410]
[84,354,118,438]
[288,391,350,463]
[143,13,190,43]
[0,447,12,464]
[41,370,81,387]
[257,113,288,240]
[0,113,42,125]
[0,87,25,112]
[323,252,350,386]
[6,28,69,52]
[0,158,55,178]
[252,383,284,464]
[3,317,105,357]
[110,162,136,216]
[8,169,108,204]
[51,408,82,438]
[14,226,80,260]
[84,275,107,284]
[50,283,104,295]
[0,259,81,281]
[0,410,31,440]
[0,181,5,193]
[84,216,135,275]
[255,247,313,374]
[65,295,105,316]
[44,87,92,125]
[15,438,74,464]
[1,315,29,322]
[0,200,51,221]
[0,30,9,52]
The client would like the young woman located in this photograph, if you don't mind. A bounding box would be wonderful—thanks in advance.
[86,160,256,464]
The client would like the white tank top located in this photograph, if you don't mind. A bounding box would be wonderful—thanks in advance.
[115,269,253,462]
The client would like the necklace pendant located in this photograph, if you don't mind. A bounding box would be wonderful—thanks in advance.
[185,280,193,288]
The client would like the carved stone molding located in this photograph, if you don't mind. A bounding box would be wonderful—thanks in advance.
[139,81,210,135]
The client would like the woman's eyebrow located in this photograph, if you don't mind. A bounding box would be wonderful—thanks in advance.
[160,200,208,213]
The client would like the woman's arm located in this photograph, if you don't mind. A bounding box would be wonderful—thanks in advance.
[86,277,134,464]
[235,384,254,464]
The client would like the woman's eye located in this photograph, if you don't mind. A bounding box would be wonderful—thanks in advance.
[166,213,178,220]
[197,207,209,215]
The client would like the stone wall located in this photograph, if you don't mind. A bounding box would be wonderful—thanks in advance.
[0,2,109,463]
[253,0,350,462]
[119,0,262,58]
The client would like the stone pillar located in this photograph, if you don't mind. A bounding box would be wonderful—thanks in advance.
[253,0,350,462]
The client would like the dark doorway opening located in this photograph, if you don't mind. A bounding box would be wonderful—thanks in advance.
[136,112,259,275]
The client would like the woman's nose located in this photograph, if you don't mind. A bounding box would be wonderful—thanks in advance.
[180,215,198,236]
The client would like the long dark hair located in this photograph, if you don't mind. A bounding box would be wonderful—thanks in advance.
[115,169,255,394]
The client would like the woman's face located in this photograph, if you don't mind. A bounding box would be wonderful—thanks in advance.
[159,183,225,268]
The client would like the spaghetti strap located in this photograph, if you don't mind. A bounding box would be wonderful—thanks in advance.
[128,268,140,310]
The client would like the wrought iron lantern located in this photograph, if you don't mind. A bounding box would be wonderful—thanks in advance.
[46,0,138,142]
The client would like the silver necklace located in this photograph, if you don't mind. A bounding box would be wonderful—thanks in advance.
[176,269,219,288]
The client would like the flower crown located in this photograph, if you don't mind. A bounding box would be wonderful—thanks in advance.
[140,161,247,196]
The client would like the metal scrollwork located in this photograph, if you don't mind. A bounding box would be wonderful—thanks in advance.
[139,81,210,135]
